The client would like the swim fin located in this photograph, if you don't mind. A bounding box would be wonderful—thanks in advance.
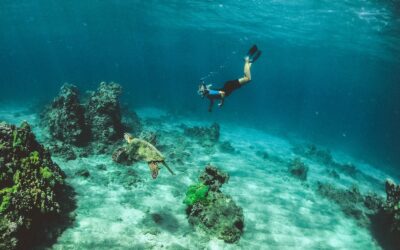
[247,45,258,57]
[245,45,261,62]
[250,50,262,63]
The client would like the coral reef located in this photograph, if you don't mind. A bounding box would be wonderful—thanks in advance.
[85,82,124,145]
[199,165,230,191]
[0,121,75,249]
[41,83,87,146]
[369,179,400,249]
[42,82,141,157]
[185,165,244,243]
[183,123,220,146]
[316,182,382,227]
[48,142,77,161]
[294,144,381,185]
[288,158,309,181]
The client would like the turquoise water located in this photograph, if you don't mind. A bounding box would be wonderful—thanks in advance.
[1,1,400,249]
[1,1,399,166]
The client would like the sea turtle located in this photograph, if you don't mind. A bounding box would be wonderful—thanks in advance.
[112,133,175,179]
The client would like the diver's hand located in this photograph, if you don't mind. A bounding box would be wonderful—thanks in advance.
[218,102,223,108]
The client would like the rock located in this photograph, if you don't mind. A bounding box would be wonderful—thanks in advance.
[187,191,244,243]
[49,142,77,161]
[41,83,88,146]
[316,182,375,227]
[199,165,229,192]
[369,179,400,249]
[288,158,309,181]
[0,121,75,249]
[85,82,124,145]
[184,166,244,243]
[183,123,220,144]
[381,179,400,234]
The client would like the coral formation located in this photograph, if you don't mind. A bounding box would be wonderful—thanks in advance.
[185,165,244,243]
[48,142,77,161]
[183,183,209,206]
[288,157,309,181]
[294,144,381,185]
[199,165,229,191]
[370,179,400,249]
[85,82,124,145]
[0,121,75,249]
[316,182,382,227]
[42,82,141,157]
[41,83,87,146]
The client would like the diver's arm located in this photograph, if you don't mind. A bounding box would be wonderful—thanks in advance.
[238,58,252,85]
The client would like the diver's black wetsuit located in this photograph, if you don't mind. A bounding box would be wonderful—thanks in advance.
[220,79,242,96]
[205,79,242,112]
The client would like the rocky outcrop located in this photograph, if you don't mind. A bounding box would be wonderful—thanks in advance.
[41,82,141,157]
[370,179,400,249]
[41,83,87,146]
[0,122,75,249]
[85,82,123,144]
[199,165,229,192]
[288,158,309,181]
[316,182,382,227]
[184,165,244,243]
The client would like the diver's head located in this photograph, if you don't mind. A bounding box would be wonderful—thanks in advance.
[197,84,208,98]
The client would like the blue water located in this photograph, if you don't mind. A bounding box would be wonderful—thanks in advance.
[1,0,399,168]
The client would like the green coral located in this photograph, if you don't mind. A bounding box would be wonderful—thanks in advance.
[12,130,22,148]
[0,186,17,213]
[40,167,53,179]
[183,182,209,206]
[30,151,40,165]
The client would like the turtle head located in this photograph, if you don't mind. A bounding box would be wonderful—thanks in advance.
[124,133,134,144]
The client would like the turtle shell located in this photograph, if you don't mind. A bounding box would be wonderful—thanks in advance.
[126,138,165,162]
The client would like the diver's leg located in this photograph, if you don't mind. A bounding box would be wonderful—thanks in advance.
[238,58,252,85]
[208,99,215,112]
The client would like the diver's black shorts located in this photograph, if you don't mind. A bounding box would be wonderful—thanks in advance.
[221,79,241,96]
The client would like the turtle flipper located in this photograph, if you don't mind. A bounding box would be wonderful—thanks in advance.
[162,161,175,175]
[148,162,159,179]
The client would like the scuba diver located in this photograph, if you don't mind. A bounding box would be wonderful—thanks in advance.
[198,45,261,112]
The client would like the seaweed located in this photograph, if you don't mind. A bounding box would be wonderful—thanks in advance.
[183,182,209,206]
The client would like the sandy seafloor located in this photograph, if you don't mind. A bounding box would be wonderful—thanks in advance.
[1,103,398,250]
